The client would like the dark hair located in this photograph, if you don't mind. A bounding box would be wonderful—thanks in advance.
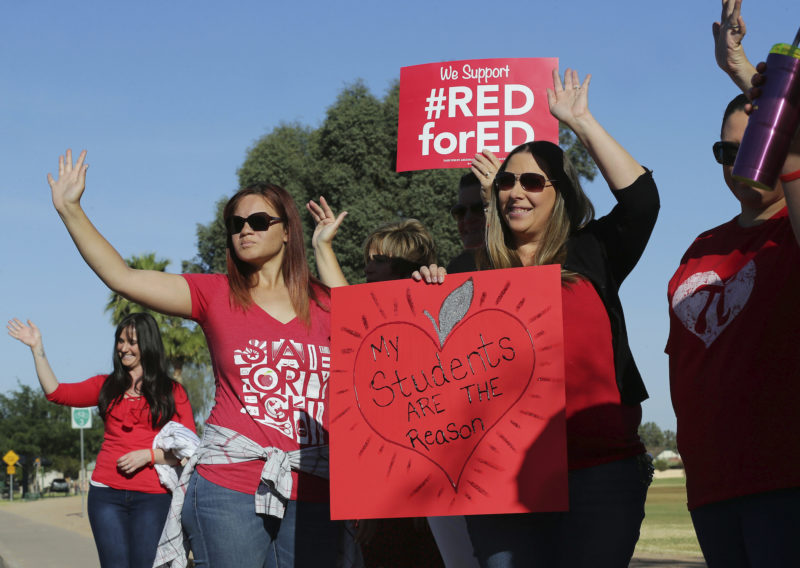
[459,172,480,190]
[482,141,594,277]
[721,94,750,137]
[223,183,329,325]
[98,312,176,429]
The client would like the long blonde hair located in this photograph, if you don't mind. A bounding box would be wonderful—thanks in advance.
[480,141,594,280]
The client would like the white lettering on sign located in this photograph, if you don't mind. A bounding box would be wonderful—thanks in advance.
[418,83,536,157]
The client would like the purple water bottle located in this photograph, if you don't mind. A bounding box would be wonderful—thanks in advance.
[732,33,800,191]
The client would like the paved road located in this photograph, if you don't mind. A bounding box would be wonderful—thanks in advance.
[0,506,99,568]
[0,495,706,568]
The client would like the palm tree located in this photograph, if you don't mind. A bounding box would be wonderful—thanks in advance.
[106,253,213,422]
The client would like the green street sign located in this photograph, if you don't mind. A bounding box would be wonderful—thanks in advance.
[71,407,92,429]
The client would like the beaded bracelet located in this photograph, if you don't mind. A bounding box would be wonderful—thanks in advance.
[779,169,800,183]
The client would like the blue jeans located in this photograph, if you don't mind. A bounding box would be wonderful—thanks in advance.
[465,455,650,568]
[182,471,342,568]
[87,484,172,568]
[690,488,800,568]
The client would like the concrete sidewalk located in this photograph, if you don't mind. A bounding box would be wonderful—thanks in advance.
[0,496,98,568]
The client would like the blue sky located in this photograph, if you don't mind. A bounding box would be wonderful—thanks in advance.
[2,0,797,430]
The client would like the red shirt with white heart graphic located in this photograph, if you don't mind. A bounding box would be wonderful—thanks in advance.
[183,273,331,501]
[667,207,800,510]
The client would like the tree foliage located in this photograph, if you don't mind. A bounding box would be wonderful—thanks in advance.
[0,383,103,488]
[106,252,213,423]
[185,80,598,284]
[638,421,678,455]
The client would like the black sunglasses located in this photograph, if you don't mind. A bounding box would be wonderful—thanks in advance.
[450,202,485,220]
[226,212,285,234]
[494,172,555,192]
[713,141,739,166]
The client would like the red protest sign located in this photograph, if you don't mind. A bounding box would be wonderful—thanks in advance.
[396,58,558,172]
[330,265,567,519]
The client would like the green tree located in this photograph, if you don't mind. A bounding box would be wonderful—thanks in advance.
[663,429,678,453]
[106,252,213,423]
[182,197,228,275]
[0,383,103,490]
[188,79,598,284]
[638,421,666,454]
[559,122,597,182]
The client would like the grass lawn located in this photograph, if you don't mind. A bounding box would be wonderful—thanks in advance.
[635,476,703,557]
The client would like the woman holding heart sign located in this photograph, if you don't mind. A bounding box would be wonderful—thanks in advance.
[456,66,659,567]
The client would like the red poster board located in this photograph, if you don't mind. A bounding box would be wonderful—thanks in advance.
[397,57,558,172]
[330,265,567,519]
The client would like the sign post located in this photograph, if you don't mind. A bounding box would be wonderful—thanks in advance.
[3,450,19,502]
[72,408,92,517]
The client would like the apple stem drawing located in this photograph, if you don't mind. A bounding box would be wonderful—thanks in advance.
[424,278,474,348]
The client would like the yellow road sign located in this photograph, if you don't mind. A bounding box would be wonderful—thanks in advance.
[3,450,19,466]
[6,465,16,475]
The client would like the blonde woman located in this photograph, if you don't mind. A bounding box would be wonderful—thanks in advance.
[459,67,659,567]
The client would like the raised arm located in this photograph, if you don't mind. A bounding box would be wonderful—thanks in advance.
[48,150,191,318]
[306,197,349,287]
[7,319,59,395]
[546,68,645,190]
[713,0,757,93]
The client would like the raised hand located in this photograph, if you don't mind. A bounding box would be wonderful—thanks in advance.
[306,196,347,249]
[712,0,756,92]
[471,149,501,203]
[47,149,88,211]
[7,318,42,349]
[546,68,591,129]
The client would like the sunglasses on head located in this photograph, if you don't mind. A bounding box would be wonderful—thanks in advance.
[494,172,555,192]
[450,202,485,220]
[713,141,739,166]
[226,212,285,235]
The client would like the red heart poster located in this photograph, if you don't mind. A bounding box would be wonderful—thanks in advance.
[329,265,567,519]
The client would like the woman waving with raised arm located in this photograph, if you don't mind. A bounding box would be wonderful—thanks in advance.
[456,67,659,567]
[7,313,195,568]
[47,151,343,567]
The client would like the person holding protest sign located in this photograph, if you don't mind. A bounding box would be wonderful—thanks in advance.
[46,154,343,568]
[666,1,800,565]
[453,66,659,567]
[7,313,195,568]
[307,206,479,568]
[307,198,446,286]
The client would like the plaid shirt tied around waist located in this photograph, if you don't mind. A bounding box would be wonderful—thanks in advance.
[154,423,330,568]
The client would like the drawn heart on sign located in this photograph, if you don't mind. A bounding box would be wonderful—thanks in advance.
[671,260,755,347]
[353,280,535,489]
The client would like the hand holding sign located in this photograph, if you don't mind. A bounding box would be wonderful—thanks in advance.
[470,149,502,204]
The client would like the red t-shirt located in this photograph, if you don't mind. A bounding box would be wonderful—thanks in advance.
[667,207,800,509]
[562,279,645,469]
[46,375,196,493]
[183,273,331,500]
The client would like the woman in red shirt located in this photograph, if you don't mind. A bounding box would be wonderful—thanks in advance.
[45,150,341,567]
[7,312,196,568]
[461,67,658,567]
